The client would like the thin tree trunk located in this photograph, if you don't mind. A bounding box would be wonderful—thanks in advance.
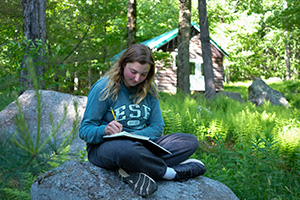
[127,0,136,47]
[88,66,92,88]
[20,0,46,93]
[198,0,216,99]
[177,0,191,94]
[74,71,78,93]
[285,28,291,80]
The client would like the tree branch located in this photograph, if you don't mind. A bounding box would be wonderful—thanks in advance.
[59,16,93,65]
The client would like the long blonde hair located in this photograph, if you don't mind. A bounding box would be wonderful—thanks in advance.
[100,44,157,104]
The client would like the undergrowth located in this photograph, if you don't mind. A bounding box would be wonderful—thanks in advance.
[160,81,300,199]
[0,58,79,200]
[0,79,299,199]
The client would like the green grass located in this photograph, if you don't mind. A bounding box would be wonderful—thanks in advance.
[223,80,252,100]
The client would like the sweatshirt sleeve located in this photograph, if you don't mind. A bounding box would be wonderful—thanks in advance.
[79,80,109,144]
[131,98,165,140]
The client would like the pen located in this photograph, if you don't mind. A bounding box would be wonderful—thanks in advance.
[110,107,117,121]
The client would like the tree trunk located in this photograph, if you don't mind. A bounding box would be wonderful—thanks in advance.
[177,0,191,94]
[285,28,291,80]
[88,66,92,88]
[127,0,136,47]
[20,0,47,93]
[198,0,216,99]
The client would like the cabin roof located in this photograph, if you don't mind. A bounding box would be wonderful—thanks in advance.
[142,22,228,56]
[113,22,228,61]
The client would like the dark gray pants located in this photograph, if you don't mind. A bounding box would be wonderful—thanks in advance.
[87,133,199,180]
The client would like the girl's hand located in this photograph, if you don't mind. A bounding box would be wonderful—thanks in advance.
[105,121,123,135]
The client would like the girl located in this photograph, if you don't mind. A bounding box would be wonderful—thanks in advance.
[79,44,206,197]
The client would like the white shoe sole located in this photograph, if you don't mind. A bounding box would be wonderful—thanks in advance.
[180,158,205,166]
[118,168,157,196]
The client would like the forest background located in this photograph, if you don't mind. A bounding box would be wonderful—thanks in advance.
[1,0,300,97]
[0,0,300,199]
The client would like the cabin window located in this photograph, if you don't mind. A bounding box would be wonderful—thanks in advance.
[190,62,196,75]
[190,62,204,76]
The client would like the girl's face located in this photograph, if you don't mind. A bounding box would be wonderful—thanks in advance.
[123,62,150,87]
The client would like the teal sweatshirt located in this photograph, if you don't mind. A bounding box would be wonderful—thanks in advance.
[79,77,165,144]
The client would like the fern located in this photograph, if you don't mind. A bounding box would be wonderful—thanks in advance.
[160,87,300,199]
[1,187,30,200]
[162,109,182,134]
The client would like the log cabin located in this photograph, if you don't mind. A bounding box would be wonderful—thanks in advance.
[114,22,228,93]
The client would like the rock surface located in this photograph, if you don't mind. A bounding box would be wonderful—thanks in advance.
[248,77,289,107]
[0,90,87,154]
[31,160,239,200]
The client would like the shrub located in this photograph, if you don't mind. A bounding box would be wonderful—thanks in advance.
[0,58,79,200]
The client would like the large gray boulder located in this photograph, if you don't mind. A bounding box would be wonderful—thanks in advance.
[31,160,239,200]
[0,90,87,154]
[248,77,289,107]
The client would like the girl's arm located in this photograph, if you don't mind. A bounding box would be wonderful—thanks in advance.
[79,80,109,144]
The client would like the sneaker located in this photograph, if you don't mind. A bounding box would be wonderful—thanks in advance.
[173,159,206,181]
[118,168,158,197]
